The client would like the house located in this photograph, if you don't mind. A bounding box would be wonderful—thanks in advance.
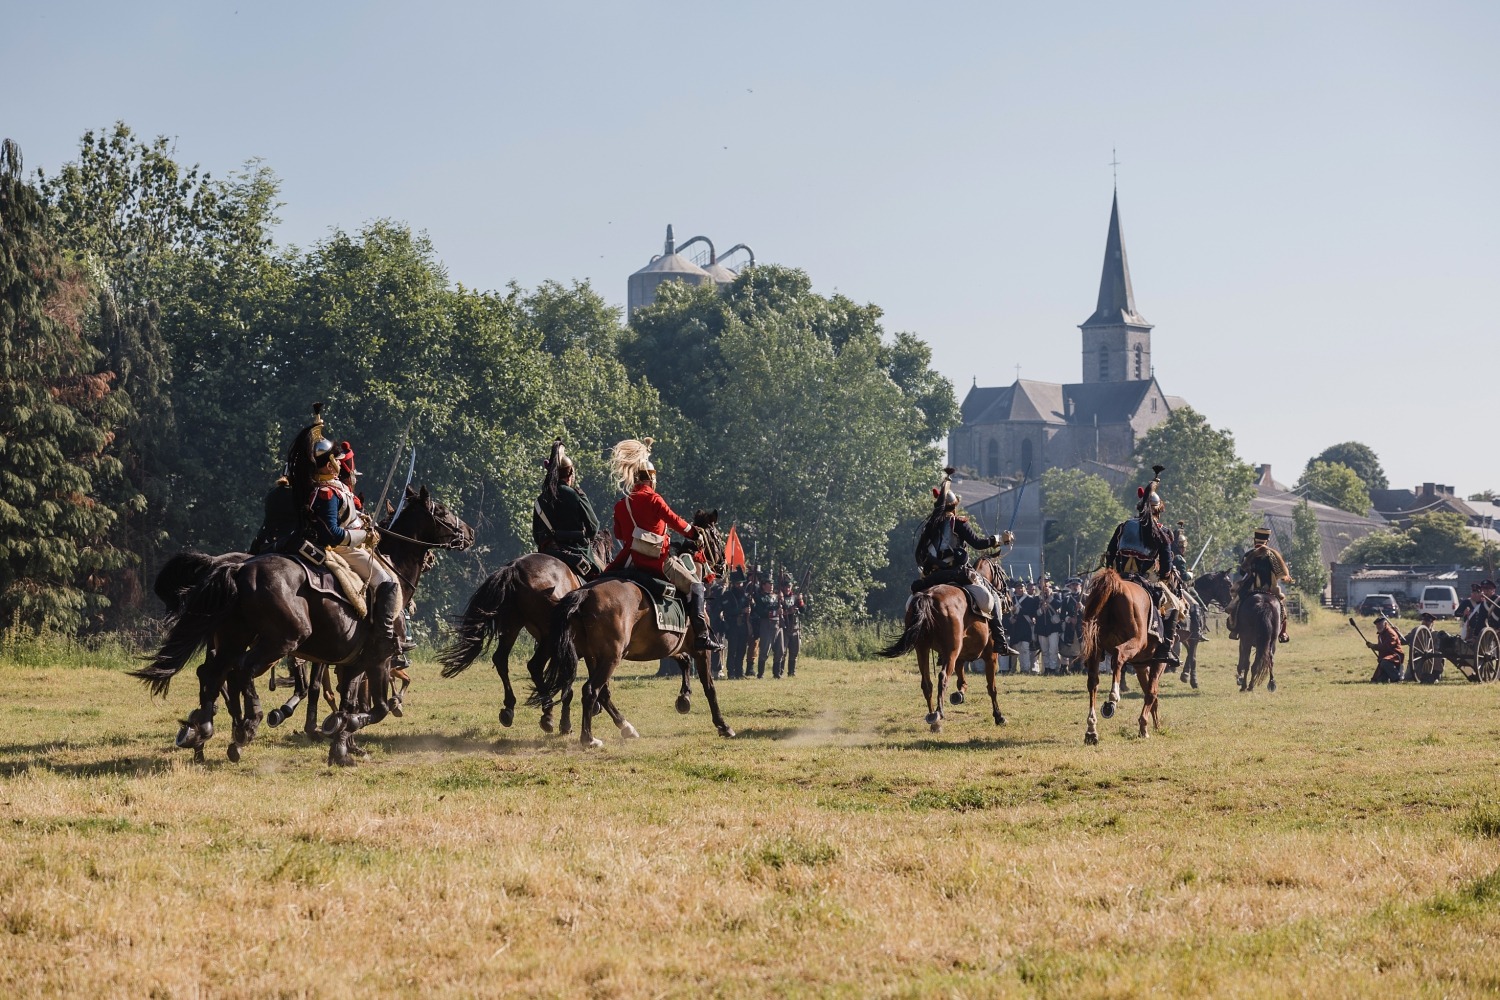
[1249,464,1386,598]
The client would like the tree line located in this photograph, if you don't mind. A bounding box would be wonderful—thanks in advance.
[1,125,957,635]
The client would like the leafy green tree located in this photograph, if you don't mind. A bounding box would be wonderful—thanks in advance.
[1306,441,1387,493]
[1041,468,1129,580]
[1338,512,1485,566]
[1296,461,1371,516]
[1129,408,1257,572]
[0,139,134,630]
[1287,500,1328,596]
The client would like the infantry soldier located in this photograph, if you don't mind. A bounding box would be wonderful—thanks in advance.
[532,439,603,580]
[781,579,805,678]
[1227,527,1293,644]
[754,574,786,678]
[722,570,752,679]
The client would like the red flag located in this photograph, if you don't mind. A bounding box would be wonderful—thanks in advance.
[724,524,747,569]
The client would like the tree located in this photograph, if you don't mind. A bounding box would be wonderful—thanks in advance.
[1338,512,1485,566]
[1305,441,1387,493]
[1129,408,1257,572]
[1041,468,1129,580]
[1296,461,1371,516]
[1287,500,1328,596]
[0,139,134,630]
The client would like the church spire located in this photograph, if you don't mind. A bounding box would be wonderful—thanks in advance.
[1080,190,1150,329]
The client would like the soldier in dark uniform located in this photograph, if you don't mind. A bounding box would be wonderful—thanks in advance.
[250,470,300,555]
[1102,465,1182,667]
[754,576,786,678]
[1227,527,1293,643]
[532,440,603,580]
[743,565,763,673]
[722,570,751,679]
[781,581,805,677]
[1060,577,1085,673]
[911,468,1016,654]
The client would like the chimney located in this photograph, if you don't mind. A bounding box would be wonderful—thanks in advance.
[1257,463,1273,486]
[1421,482,1436,499]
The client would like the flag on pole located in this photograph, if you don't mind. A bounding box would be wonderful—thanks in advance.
[724,524,747,569]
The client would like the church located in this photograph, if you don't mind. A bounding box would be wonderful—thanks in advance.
[948,192,1187,487]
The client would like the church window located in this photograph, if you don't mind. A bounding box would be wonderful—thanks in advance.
[1133,344,1143,379]
[1151,396,1157,414]
[1020,438,1033,473]
[986,439,1000,477]
[1097,345,1109,380]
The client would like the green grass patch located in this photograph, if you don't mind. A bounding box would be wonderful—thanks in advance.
[1461,804,1500,839]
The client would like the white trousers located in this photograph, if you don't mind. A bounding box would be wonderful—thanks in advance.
[338,544,399,593]
[1039,632,1060,672]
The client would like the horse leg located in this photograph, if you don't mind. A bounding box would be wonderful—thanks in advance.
[304,664,331,740]
[951,634,968,704]
[692,650,735,738]
[1150,663,1165,729]
[919,646,939,729]
[1084,654,1100,745]
[931,650,958,732]
[597,682,638,740]
[222,673,245,760]
[1134,661,1152,738]
[492,627,520,728]
[985,639,1004,727]
[675,657,693,714]
[578,657,608,749]
[1238,638,1251,692]
[267,658,306,728]
[558,683,574,736]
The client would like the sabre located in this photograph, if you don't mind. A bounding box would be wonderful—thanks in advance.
[1189,535,1215,574]
[388,446,418,523]
[1004,461,1033,536]
[374,419,414,516]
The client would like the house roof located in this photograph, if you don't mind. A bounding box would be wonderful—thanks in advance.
[1252,484,1388,570]
[1080,190,1152,330]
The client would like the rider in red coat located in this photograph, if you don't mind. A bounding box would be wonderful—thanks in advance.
[604,437,722,652]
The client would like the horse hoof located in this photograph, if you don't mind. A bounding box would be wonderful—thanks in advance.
[192,745,206,762]
[1179,670,1190,683]
[226,743,241,764]
[174,725,194,749]
[387,698,403,719]
[583,737,604,750]
[620,722,640,739]
[993,712,1005,726]
[929,721,942,733]
[1268,679,1277,693]
[539,716,555,734]
[675,694,692,715]
[950,690,965,705]
[924,711,939,726]
[1190,678,1199,690]
[498,708,515,728]
[1084,731,1099,746]
[1100,702,1115,720]
[1139,725,1149,739]
[319,713,345,736]
[267,709,285,728]
[717,724,736,739]
[350,742,370,758]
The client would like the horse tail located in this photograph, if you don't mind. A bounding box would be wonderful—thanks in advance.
[131,563,239,696]
[879,592,938,659]
[438,566,517,678]
[530,589,587,706]
[1080,569,1123,665]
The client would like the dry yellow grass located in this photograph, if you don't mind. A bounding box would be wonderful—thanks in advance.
[2,608,1498,998]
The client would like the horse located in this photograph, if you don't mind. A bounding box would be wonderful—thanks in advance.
[1194,570,1278,691]
[133,486,474,766]
[1079,568,1172,744]
[437,531,612,733]
[877,557,1008,733]
[528,510,735,748]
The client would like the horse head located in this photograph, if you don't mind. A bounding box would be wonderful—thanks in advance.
[692,508,725,574]
[1193,571,1233,610]
[386,485,475,551]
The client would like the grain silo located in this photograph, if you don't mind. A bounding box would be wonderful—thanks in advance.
[627,225,713,315]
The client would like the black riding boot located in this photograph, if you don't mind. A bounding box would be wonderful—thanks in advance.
[372,581,402,657]
[1157,611,1181,668]
[992,618,1017,657]
[688,585,724,652]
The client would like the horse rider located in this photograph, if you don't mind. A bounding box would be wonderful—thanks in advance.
[1170,522,1209,644]
[289,414,405,665]
[250,466,300,555]
[1102,464,1184,668]
[1226,527,1292,644]
[532,439,603,580]
[602,437,722,653]
[910,467,1016,654]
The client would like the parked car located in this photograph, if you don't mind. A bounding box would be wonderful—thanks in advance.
[1357,593,1401,617]
[1419,585,1459,619]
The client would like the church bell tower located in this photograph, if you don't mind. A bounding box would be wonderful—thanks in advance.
[1078,191,1153,383]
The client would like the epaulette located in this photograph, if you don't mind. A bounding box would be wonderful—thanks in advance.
[315,485,336,501]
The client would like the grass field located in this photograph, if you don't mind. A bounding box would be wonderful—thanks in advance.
[2,608,1499,998]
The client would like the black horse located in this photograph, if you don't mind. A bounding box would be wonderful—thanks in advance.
[1195,571,1279,691]
[134,486,474,765]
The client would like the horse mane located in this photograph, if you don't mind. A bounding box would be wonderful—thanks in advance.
[1082,568,1125,622]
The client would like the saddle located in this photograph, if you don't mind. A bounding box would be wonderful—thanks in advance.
[912,569,999,620]
[295,548,370,618]
[598,566,688,634]
[1122,572,1168,645]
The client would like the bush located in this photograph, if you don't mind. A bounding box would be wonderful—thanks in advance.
[800,618,898,661]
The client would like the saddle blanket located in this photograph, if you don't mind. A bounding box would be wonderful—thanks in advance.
[296,549,370,618]
[599,569,688,634]
[961,583,1001,620]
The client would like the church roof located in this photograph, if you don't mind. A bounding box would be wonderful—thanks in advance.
[1080,191,1151,330]
[1011,380,1067,423]
[1061,379,1155,424]
[960,385,1011,424]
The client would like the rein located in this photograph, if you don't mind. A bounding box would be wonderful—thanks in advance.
[376,525,467,550]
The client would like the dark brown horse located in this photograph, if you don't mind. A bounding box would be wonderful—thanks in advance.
[877,557,1009,733]
[1193,571,1279,691]
[529,512,734,748]
[134,486,473,766]
[437,531,611,733]
[1079,568,1171,743]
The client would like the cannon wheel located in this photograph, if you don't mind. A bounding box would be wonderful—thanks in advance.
[1407,624,1442,684]
[1477,628,1500,683]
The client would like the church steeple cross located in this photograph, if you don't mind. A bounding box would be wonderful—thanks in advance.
[1109,148,1120,188]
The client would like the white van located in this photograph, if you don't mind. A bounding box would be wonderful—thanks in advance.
[1419,585,1459,618]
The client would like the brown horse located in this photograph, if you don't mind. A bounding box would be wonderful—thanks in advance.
[878,557,1008,733]
[1193,571,1279,691]
[529,512,734,748]
[1080,568,1171,743]
[134,486,474,766]
[437,531,611,733]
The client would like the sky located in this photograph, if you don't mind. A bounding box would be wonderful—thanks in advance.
[5,1,1498,496]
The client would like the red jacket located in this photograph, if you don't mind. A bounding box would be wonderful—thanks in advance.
[606,483,692,576]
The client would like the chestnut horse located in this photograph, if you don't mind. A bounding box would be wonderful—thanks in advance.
[529,512,734,748]
[877,557,1008,733]
[438,531,611,734]
[1080,568,1171,744]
